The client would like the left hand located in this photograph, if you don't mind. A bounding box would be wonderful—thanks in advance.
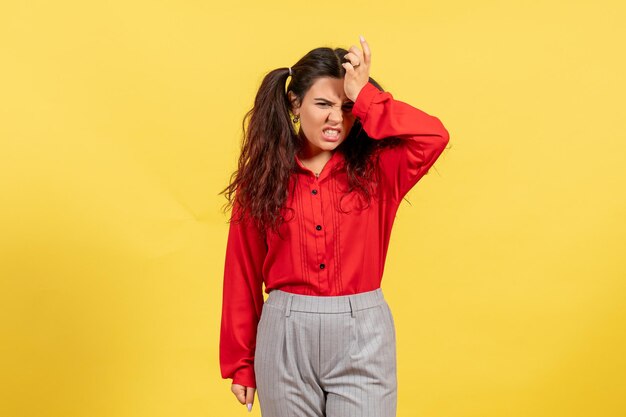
[342,35,371,102]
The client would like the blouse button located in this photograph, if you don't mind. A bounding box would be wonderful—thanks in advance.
[319,263,325,269]
[316,225,322,231]
[311,189,318,195]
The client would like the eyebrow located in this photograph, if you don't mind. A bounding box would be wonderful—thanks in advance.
[313,98,354,104]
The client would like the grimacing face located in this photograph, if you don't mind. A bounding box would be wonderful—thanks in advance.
[289,77,356,157]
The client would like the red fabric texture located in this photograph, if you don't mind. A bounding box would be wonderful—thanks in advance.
[220,81,450,388]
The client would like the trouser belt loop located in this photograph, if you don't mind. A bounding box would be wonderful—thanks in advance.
[285,294,293,317]
[348,296,356,318]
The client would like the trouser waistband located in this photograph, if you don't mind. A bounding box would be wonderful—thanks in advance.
[264,288,386,318]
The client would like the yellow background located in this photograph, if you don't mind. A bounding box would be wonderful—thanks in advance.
[1,1,624,416]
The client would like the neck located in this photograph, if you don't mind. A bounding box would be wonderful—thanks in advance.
[298,148,335,176]
[298,142,334,163]
[299,150,333,163]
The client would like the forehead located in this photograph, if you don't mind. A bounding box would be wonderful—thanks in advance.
[304,77,348,101]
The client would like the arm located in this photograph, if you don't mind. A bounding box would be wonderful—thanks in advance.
[219,198,267,389]
[352,81,450,203]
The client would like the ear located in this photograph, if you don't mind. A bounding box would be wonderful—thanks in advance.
[287,91,300,115]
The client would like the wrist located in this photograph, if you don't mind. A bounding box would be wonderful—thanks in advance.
[350,84,365,102]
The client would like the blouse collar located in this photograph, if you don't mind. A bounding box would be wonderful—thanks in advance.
[294,150,346,182]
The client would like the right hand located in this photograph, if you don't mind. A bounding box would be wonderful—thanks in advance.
[342,34,371,102]
[231,383,256,411]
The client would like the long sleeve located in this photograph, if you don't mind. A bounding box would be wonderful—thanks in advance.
[352,82,450,203]
[219,198,267,388]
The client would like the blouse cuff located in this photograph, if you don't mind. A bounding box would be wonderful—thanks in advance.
[351,82,380,124]
[232,366,256,389]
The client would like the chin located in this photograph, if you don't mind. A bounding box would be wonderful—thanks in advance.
[321,142,341,150]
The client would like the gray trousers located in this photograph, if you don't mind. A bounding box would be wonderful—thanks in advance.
[254,288,397,417]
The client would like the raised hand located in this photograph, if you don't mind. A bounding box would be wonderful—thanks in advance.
[342,35,372,102]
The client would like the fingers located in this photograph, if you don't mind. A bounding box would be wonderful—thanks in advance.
[344,35,371,67]
[343,51,360,67]
[360,35,371,65]
[348,45,363,64]
[231,384,246,404]
[246,387,256,410]
[342,61,356,74]
[231,383,256,411]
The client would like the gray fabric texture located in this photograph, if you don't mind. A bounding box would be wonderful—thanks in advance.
[254,288,397,417]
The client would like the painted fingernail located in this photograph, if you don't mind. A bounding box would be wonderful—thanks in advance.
[247,403,252,412]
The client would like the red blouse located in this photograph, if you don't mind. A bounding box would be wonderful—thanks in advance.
[219,81,450,388]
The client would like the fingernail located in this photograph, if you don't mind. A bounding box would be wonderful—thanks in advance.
[359,35,365,42]
[247,403,252,412]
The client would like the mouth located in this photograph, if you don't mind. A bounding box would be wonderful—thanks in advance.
[322,127,341,142]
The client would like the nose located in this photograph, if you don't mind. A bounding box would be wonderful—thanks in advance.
[327,105,343,123]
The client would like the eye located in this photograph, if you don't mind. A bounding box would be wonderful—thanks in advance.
[316,102,330,107]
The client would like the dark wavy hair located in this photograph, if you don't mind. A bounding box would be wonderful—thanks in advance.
[219,46,401,237]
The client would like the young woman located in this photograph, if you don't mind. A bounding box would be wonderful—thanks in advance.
[219,36,449,416]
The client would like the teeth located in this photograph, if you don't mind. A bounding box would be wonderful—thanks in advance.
[323,129,339,136]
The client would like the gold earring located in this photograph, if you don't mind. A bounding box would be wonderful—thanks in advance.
[293,115,300,123]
